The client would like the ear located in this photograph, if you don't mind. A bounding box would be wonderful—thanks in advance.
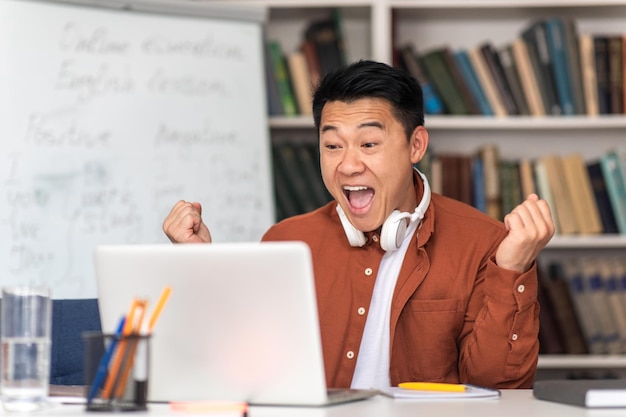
[409,126,429,165]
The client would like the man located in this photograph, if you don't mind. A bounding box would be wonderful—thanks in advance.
[163,60,555,390]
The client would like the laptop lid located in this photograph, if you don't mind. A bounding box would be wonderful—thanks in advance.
[94,242,373,406]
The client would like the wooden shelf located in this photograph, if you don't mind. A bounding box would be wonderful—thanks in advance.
[270,115,626,130]
[390,0,626,9]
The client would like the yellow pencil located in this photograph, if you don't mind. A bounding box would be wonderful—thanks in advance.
[398,382,466,392]
[148,286,172,332]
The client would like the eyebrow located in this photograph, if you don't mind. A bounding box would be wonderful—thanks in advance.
[320,121,384,133]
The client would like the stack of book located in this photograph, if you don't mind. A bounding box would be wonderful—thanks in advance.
[538,256,626,356]
[265,9,346,117]
[424,145,626,236]
[397,17,625,117]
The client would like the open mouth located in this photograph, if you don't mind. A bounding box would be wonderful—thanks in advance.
[343,186,374,210]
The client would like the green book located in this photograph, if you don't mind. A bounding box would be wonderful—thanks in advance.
[267,40,298,116]
[419,49,471,115]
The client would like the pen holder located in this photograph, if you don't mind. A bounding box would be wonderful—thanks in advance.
[82,332,151,412]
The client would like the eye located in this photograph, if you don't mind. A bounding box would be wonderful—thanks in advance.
[362,142,376,148]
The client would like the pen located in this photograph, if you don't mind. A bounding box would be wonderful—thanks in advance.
[87,316,126,403]
[398,382,467,392]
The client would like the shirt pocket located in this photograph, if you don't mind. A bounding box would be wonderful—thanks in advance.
[402,298,466,381]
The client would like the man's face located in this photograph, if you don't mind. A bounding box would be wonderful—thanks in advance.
[319,98,427,233]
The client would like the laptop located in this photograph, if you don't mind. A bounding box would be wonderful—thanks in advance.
[94,241,378,406]
[533,379,626,408]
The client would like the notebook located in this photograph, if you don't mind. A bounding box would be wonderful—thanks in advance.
[533,379,626,408]
[94,242,378,406]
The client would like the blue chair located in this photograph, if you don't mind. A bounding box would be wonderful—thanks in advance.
[50,299,101,385]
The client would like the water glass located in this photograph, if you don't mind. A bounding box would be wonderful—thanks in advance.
[0,286,52,412]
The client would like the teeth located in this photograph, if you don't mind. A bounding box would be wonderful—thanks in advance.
[343,186,368,191]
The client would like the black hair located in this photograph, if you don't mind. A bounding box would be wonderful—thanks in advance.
[312,60,424,140]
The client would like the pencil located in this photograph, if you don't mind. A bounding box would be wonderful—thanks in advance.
[148,286,172,332]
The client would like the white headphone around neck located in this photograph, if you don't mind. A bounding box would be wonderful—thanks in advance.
[336,169,432,252]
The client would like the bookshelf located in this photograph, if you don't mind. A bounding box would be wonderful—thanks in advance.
[231,0,626,376]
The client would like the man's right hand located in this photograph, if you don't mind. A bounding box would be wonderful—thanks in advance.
[162,200,212,244]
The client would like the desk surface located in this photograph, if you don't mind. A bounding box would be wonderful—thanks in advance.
[14,389,625,416]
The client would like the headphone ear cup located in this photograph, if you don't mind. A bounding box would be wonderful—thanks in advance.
[336,205,367,247]
[380,210,408,252]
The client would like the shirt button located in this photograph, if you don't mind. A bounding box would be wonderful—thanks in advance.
[346,351,355,359]
[372,235,379,242]
[517,285,525,293]
[365,268,373,276]
[512,333,518,341]
[357,307,366,316]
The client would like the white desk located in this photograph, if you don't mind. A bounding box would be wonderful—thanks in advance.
[9,390,626,416]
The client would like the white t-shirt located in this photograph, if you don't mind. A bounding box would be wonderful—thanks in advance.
[350,219,419,389]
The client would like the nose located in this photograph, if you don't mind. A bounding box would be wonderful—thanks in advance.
[337,147,365,176]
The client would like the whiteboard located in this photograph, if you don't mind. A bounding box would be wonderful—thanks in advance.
[0,0,274,299]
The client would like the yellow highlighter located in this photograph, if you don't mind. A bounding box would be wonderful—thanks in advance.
[398,382,466,392]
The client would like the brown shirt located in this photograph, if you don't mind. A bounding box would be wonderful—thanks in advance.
[262,175,539,389]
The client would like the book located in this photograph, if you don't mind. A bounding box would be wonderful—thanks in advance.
[533,379,626,408]
[518,158,536,199]
[286,50,313,116]
[381,384,500,400]
[579,258,622,354]
[478,144,501,220]
[479,42,519,115]
[521,20,562,115]
[300,39,322,92]
[498,44,530,115]
[562,260,606,354]
[600,258,626,353]
[419,48,472,115]
[579,34,600,116]
[607,35,624,114]
[271,143,303,220]
[467,47,507,117]
[273,141,319,214]
[511,38,545,116]
[452,49,493,116]
[544,18,575,115]
[440,48,481,115]
[534,159,560,234]
[587,161,619,234]
[430,157,443,195]
[537,266,566,354]
[540,155,578,234]
[561,153,602,235]
[294,142,332,208]
[541,262,588,354]
[600,150,626,234]
[594,35,612,114]
[264,41,284,116]
[267,40,298,116]
[471,155,486,214]
[398,44,444,115]
[453,49,493,116]
[562,18,586,115]
[499,160,522,216]
[304,16,345,79]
